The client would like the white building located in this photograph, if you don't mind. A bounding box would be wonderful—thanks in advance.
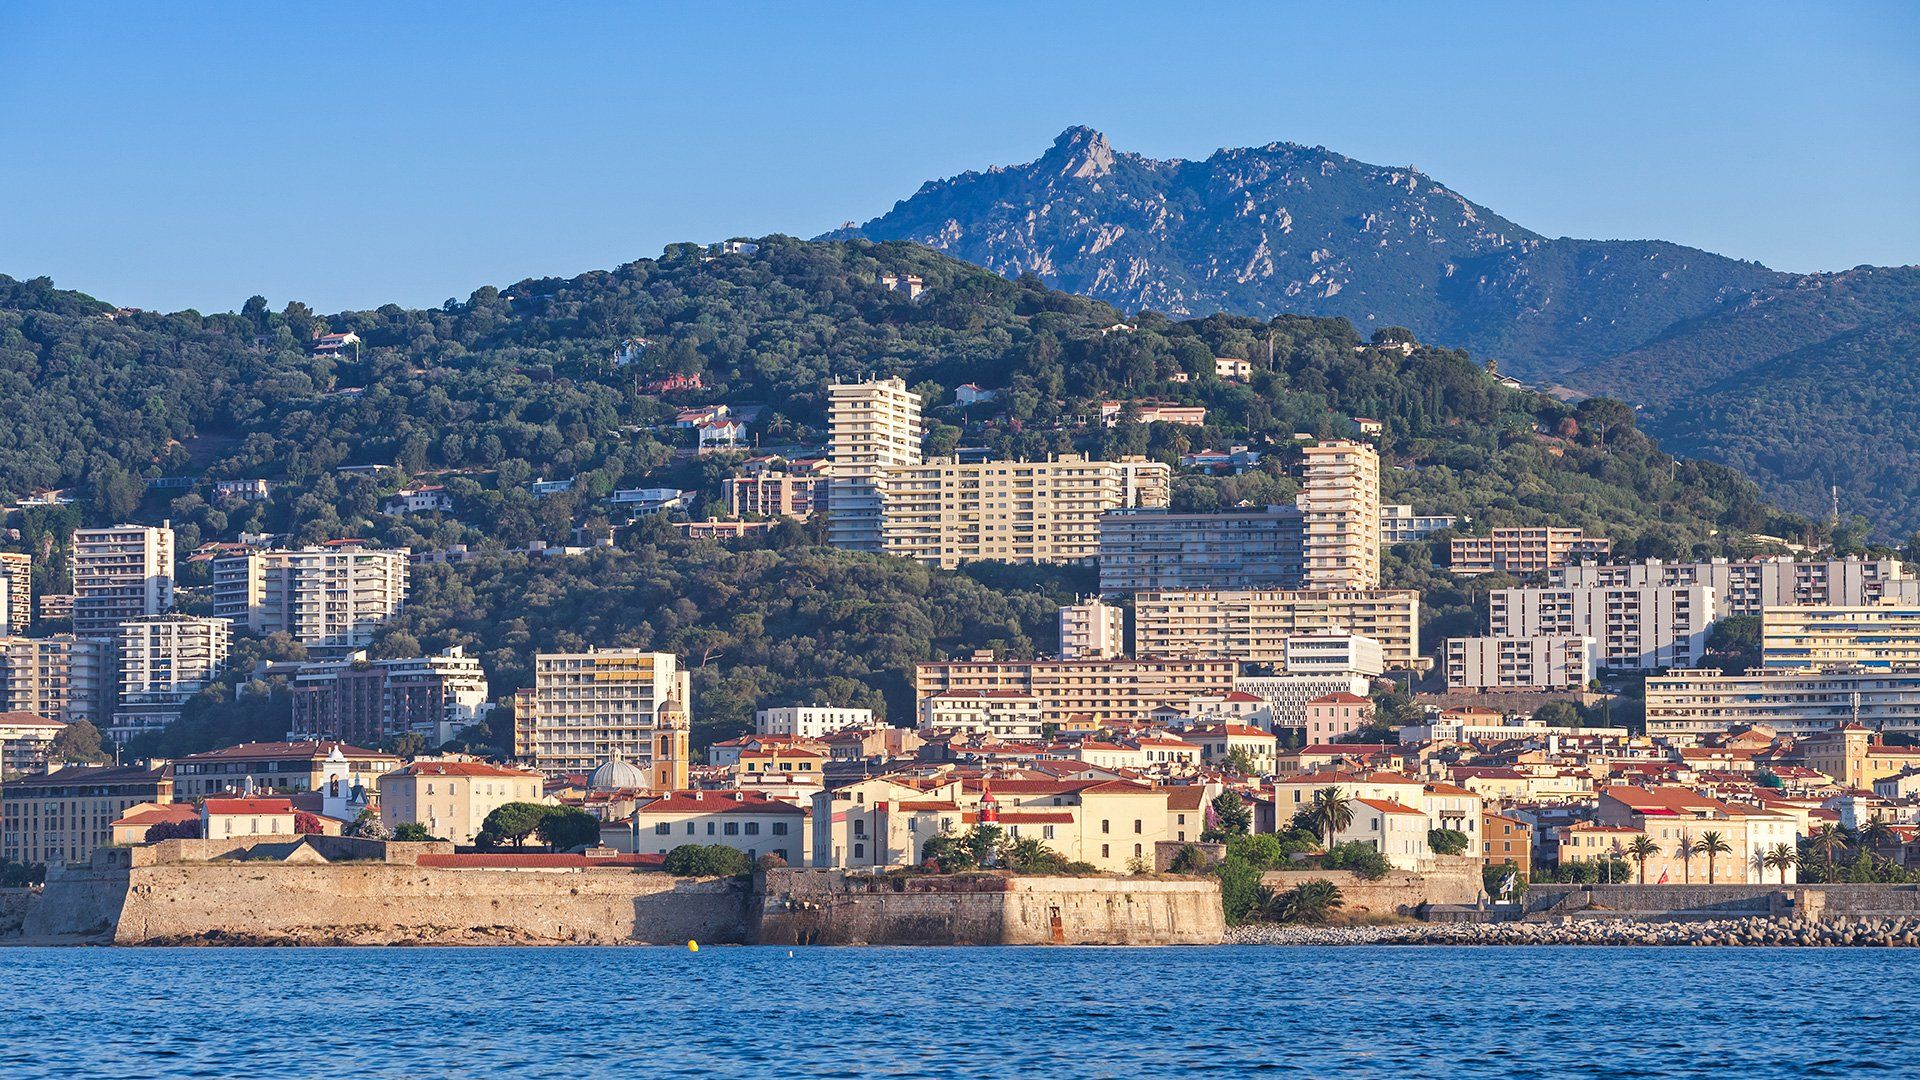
[1380,504,1457,544]
[753,705,874,740]
[1552,558,1920,620]
[1059,599,1126,661]
[1281,632,1385,677]
[1761,603,1920,671]
[1233,673,1376,731]
[1444,635,1597,692]
[212,545,409,651]
[1490,585,1713,672]
[1645,667,1920,739]
[109,614,230,741]
[920,691,1045,741]
[827,377,923,552]
[72,523,174,638]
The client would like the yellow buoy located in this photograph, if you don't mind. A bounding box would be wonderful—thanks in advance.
[687,939,699,952]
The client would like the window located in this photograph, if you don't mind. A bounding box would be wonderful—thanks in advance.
[1177,814,1186,825]
[853,842,865,859]
[772,821,789,836]
[853,820,866,837]
[686,822,695,835]
[1133,819,1143,834]
[1134,844,1142,858]
[706,822,716,835]
[1043,825,1055,840]
[744,822,760,835]
[654,822,670,835]
[723,822,740,836]
[1101,844,1110,859]
[1101,819,1110,834]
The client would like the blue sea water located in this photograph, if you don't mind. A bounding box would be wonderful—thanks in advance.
[1,945,1914,1078]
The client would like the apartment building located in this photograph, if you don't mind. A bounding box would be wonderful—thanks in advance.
[1282,632,1385,677]
[1489,585,1713,672]
[1449,527,1611,577]
[724,457,829,519]
[1304,692,1375,743]
[877,455,1170,568]
[0,634,113,727]
[212,544,409,650]
[1645,667,1920,740]
[288,646,491,746]
[753,705,874,739]
[1380,505,1457,544]
[1097,506,1304,594]
[0,552,29,634]
[826,377,922,551]
[1,762,175,866]
[171,741,401,800]
[1233,673,1375,731]
[378,760,545,845]
[109,614,231,742]
[1058,598,1126,661]
[1552,557,1920,619]
[913,651,1239,728]
[527,649,691,783]
[631,790,811,866]
[920,691,1045,741]
[1444,635,1597,692]
[1761,603,1920,671]
[1572,786,1803,885]
[0,712,62,779]
[1132,589,1423,671]
[1297,440,1380,590]
[72,523,174,638]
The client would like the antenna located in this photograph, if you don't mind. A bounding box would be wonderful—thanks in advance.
[1830,486,1841,527]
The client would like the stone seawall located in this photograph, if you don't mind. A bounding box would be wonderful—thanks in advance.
[1262,858,1483,916]
[758,869,1225,945]
[1530,883,1920,919]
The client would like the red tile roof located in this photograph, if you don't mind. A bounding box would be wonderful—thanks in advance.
[391,761,540,778]
[0,711,63,728]
[178,741,392,762]
[636,791,806,815]
[416,852,667,869]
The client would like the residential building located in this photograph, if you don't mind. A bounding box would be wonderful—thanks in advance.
[1304,692,1375,743]
[0,634,113,727]
[213,479,272,501]
[877,454,1170,568]
[629,790,810,865]
[72,523,174,638]
[920,691,1045,741]
[753,705,874,740]
[1133,589,1423,671]
[914,652,1239,729]
[288,646,491,746]
[608,488,687,514]
[1097,506,1304,594]
[109,614,231,742]
[827,377,923,551]
[1336,797,1432,870]
[1761,603,1920,671]
[1577,786,1804,885]
[1297,440,1380,590]
[0,712,62,779]
[1551,557,1920,619]
[1490,585,1714,672]
[0,552,29,634]
[1059,598,1126,661]
[378,760,545,845]
[527,649,691,784]
[724,457,829,519]
[1483,810,1533,875]
[1183,723,1279,775]
[1,763,174,865]
[1790,727,1920,790]
[381,487,452,515]
[1233,673,1376,731]
[200,797,297,840]
[1099,401,1207,427]
[1645,667,1920,739]
[1213,357,1252,380]
[1380,505,1457,544]
[1444,635,1597,692]
[171,741,402,800]
[1449,527,1611,576]
[212,544,409,650]
[1282,632,1385,677]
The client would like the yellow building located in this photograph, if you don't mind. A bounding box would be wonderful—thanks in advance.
[1298,440,1380,590]
[1,763,174,865]
[1762,602,1920,671]
[527,649,691,784]
[914,651,1239,728]
[1133,589,1424,671]
[378,759,546,845]
[877,455,1171,568]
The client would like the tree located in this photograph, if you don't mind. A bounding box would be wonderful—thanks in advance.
[1858,816,1895,853]
[1762,843,1797,884]
[661,844,751,877]
[535,807,602,851]
[145,819,200,842]
[1222,746,1260,776]
[391,822,437,842]
[1322,841,1390,880]
[1674,834,1698,884]
[480,802,552,848]
[1307,787,1355,850]
[1624,834,1660,883]
[47,719,112,765]
[1531,701,1581,729]
[344,807,392,840]
[293,811,325,835]
[1428,828,1470,856]
[1697,831,1733,884]
[1809,824,1848,875]
[1258,879,1344,924]
[1202,791,1251,841]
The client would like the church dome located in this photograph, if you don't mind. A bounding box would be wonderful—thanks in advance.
[589,755,648,791]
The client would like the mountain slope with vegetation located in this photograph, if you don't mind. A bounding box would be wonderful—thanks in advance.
[1,237,1825,747]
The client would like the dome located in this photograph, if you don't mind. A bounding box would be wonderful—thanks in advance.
[589,755,648,791]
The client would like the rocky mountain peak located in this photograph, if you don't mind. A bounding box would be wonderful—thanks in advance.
[1042,125,1116,179]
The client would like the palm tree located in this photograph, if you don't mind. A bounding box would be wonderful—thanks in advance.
[1698,831,1733,884]
[1763,843,1797,885]
[1625,834,1660,883]
[1308,787,1355,850]
[1859,816,1895,855]
[1674,833,1698,884]
[1810,824,1849,877]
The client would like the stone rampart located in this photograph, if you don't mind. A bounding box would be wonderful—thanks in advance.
[1262,858,1484,916]
[1528,883,1920,920]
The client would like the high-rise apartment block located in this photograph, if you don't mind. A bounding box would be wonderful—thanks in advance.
[527,649,691,784]
[289,646,491,746]
[212,544,409,650]
[1490,585,1713,672]
[1449,527,1611,576]
[913,651,1239,728]
[1645,667,1920,740]
[1098,506,1304,594]
[878,455,1169,568]
[72,524,174,638]
[1553,558,1920,620]
[0,634,113,727]
[1058,598,1126,660]
[0,552,30,634]
[1297,440,1380,590]
[827,378,922,551]
[109,614,231,742]
[1132,589,1423,671]
[1444,635,1597,692]
[1761,603,1920,671]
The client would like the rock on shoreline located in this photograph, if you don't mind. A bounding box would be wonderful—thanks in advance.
[1227,917,1920,948]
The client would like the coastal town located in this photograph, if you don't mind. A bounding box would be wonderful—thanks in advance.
[6,354,1920,945]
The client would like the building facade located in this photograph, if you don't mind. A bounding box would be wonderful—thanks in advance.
[0,634,113,727]
[876,455,1170,568]
[1133,589,1423,671]
[913,652,1239,728]
[1444,635,1598,692]
[1297,440,1380,591]
[72,524,174,638]
[1380,505,1457,544]
[109,614,231,742]
[752,705,873,740]
[288,646,491,746]
[826,377,922,551]
[1489,585,1713,672]
[0,712,62,779]
[212,545,409,650]
[1551,557,1920,619]
[1761,603,1920,671]
[1450,527,1611,577]
[1059,599,1126,661]
[1,763,174,865]
[0,552,29,634]
[527,649,691,783]
[1097,506,1305,594]
[1645,667,1920,739]
[171,741,402,800]
[378,760,545,845]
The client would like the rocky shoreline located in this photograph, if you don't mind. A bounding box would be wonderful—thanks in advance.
[1227,917,1920,947]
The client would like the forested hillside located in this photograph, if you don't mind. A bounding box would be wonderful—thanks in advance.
[1,236,1825,746]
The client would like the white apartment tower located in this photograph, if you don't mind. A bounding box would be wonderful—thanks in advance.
[72,523,175,638]
[527,649,692,784]
[1297,440,1380,590]
[0,552,30,634]
[212,545,409,650]
[1059,598,1127,660]
[827,378,922,551]
[110,614,231,741]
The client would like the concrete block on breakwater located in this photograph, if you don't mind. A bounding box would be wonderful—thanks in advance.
[1226,916,1920,947]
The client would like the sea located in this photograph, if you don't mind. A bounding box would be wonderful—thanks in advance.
[2,945,1914,1078]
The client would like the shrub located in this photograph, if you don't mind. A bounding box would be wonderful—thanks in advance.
[1322,842,1391,880]
[391,822,437,842]
[145,819,200,842]
[662,844,752,877]
[1225,833,1286,870]
[1215,856,1265,925]
[293,811,325,836]
[755,853,787,872]
[1168,844,1213,874]
[1427,828,1470,856]
[1257,879,1345,924]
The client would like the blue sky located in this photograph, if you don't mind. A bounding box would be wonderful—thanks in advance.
[2,1,1914,313]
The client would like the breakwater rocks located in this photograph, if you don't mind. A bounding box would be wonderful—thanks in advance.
[1227,917,1920,947]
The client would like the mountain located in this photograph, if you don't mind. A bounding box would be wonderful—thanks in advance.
[834,129,1920,531]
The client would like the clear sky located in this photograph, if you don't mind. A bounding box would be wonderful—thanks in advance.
[2,1,1915,313]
